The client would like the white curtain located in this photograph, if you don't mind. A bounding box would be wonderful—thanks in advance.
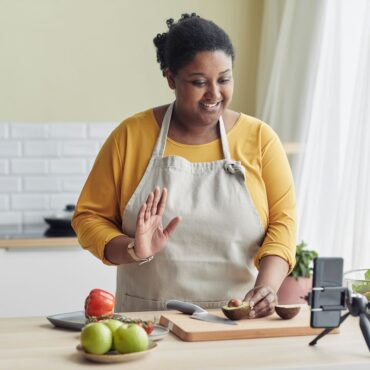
[256,0,324,143]
[256,0,370,270]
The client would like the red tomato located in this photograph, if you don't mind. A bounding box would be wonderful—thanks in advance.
[143,320,154,335]
[133,320,154,335]
[84,289,115,319]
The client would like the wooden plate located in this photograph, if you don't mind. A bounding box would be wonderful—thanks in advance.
[76,341,157,363]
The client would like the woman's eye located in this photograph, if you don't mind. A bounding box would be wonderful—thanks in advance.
[219,78,231,84]
[192,80,206,87]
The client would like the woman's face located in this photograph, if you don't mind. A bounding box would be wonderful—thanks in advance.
[166,50,234,127]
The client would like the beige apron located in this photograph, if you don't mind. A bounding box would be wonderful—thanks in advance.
[116,102,265,312]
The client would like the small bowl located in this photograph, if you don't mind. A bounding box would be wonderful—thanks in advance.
[76,341,157,363]
[344,269,370,301]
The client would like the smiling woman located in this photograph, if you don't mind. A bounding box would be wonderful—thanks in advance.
[165,50,235,144]
[72,13,296,319]
[0,1,264,320]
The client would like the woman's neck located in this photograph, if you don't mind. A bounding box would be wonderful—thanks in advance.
[152,105,239,145]
[169,110,220,145]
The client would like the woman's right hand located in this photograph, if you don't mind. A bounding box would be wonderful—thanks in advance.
[134,186,181,259]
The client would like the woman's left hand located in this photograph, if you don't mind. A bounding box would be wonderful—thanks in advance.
[243,286,277,318]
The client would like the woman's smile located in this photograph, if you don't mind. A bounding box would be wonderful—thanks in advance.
[199,101,222,111]
[166,50,234,129]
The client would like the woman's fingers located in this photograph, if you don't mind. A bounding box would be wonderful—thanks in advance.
[151,186,161,215]
[137,203,147,227]
[138,187,168,226]
[248,286,274,307]
[244,286,277,318]
[251,304,275,318]
[249,292,276,318]
[163,216,181,237]
[145,192,154,222]
[157,188,168,216]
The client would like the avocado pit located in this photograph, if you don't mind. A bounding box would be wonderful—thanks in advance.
[275,305,301,320]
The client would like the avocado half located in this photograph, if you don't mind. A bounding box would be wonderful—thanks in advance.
[221,303,251,320]
[275,305,301,320]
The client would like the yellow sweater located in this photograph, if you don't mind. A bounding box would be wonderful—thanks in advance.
[72,108,297,271]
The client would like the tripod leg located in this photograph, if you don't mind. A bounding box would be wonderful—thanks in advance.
[309,312,350,346]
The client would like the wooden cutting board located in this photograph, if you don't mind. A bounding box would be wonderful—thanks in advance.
[159,305,339,342]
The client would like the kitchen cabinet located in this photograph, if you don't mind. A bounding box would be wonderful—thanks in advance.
[0,312,368,370]
[0,225,115,317]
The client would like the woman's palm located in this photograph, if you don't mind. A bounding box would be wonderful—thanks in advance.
[134,187,181,259]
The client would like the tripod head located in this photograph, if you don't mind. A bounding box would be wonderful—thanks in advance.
[347,293,370,349]
[306,257,370,351]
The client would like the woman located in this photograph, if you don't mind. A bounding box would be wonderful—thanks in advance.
[72,13,296,318]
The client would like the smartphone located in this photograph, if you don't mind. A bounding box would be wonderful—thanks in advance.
[310,257,345,328]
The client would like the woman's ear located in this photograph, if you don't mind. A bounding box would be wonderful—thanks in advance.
[165,69,176,90]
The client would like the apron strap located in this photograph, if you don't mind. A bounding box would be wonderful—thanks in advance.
[152,102,174,158]
[152,101,232,160]
[218,115,231,161]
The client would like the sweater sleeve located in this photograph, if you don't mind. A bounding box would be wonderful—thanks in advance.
[253,123,297,273]
[71,126,126,265]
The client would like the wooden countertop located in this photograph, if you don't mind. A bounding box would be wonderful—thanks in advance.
[0,236,78,249]
[0,224,78,249]
[0,312,369,370]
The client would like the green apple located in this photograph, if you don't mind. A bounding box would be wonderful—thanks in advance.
[102,319,123,350]
[80,322,112,355]
[103,319,123,334]
[113,323,149,354]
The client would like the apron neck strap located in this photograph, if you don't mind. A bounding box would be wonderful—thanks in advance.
[218,115,231,160]
[152,101,231,160]
[152,102,174,157]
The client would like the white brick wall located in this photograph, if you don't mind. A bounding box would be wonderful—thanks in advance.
[0,159,8,174]
[0,122,116,225]
[0,195,9,210]
[0,141,22,157]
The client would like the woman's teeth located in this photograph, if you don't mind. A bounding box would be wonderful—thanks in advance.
[200,102,219,109]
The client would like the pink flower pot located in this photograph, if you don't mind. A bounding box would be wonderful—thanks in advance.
[277,276,312,304]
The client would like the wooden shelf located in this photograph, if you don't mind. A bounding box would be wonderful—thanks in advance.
[0,237,79,249]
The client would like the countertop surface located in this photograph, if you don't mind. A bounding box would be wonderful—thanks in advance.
[0,311,369,370]
[0,224,78,248]
[0,223,75,239]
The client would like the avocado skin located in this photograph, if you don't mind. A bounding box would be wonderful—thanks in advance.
[221,304,251,320]
[275,305,301,320]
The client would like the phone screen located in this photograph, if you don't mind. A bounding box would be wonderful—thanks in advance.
[310,257,344,328]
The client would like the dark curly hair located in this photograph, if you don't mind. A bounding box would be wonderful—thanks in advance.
[153,13,235,76]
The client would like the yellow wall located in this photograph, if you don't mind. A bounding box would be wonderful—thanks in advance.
[0,0,262,122]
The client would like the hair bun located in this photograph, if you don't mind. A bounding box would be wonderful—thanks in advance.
[166,18,174,29]
[153,13,234,77]
[180,13,199,22]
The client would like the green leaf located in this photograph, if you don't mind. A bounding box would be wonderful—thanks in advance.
[352,281,370,294]
[289,240,318,278]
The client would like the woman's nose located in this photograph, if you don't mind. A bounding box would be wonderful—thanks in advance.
[205,82,221,100]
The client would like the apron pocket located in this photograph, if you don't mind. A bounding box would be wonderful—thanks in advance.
[119,293,168,312]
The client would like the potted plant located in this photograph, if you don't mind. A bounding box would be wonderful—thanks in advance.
[277,241,318,304]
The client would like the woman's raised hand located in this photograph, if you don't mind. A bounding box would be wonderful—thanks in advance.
[134,187,181,259]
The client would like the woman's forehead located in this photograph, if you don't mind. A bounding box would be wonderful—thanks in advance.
[180,50,233,74]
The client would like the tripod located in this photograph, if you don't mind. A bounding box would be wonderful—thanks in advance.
[309,291,370,350]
